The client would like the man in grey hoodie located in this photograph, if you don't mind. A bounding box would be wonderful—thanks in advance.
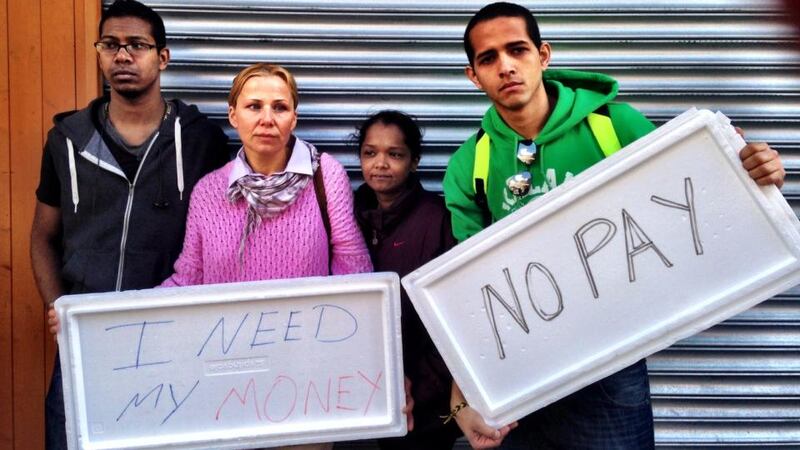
[30,1,228,448]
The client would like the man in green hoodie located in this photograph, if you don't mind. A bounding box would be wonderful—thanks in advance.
[443,2,785,449]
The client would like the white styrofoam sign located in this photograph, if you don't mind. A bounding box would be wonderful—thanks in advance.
[55,273,405,450]
[402,109,800,427]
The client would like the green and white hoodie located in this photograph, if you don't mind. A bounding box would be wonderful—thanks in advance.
[443,69,656,242]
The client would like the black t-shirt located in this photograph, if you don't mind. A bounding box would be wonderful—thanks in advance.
[101,101,166,180]
[36,143,64,207]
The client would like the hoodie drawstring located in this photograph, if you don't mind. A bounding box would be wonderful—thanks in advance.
[174,116,184,200]
[65,108,184,213]
[66,138,79,213]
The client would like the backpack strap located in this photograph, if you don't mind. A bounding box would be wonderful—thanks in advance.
[472,128,493,228]
[587,105,622,157]
[470,105,621,227]
[313,165,333,274]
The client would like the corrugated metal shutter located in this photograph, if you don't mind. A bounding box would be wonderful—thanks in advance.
[109,1,799,447]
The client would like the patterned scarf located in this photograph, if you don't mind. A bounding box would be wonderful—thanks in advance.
[226,140,320,265]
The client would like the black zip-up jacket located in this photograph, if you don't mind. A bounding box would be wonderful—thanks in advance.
[36,96,229,294]
[354,175,458,433]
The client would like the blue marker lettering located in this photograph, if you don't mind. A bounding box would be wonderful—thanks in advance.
[197,314,250,357]
[284,311,302,341]
[313,304,358,343]
[161,380,200,425]
[105,321,173,370]
[251,311,278,348]
[116,384,164,422]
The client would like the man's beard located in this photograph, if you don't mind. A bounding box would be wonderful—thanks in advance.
[112,77,156,100]
[115,86,145,100]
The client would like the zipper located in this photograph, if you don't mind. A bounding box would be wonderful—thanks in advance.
[115,132,160,291]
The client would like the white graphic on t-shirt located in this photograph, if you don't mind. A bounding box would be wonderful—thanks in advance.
[501,168,575,211]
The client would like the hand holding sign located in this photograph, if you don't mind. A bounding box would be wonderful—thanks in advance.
[450,382,517,449]
[739,142,784,188]
[47,306,59,337]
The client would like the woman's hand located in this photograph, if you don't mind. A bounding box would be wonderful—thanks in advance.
[402,376,415,432]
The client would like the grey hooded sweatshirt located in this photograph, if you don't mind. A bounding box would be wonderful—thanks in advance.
[36,96,229,294]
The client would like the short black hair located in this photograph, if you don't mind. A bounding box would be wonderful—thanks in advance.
[99,0,167,49]
[354,110,423,161]
[464,2,542,66]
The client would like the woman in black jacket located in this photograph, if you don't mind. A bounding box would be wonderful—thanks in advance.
[353,110,461,449]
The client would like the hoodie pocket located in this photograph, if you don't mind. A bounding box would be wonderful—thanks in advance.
[63,249,118,294]
[121,249,178,290]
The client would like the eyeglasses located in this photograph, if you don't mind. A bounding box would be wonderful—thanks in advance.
[93,41,158,56]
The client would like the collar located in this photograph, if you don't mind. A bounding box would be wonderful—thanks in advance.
[354,173,424,232]
[228,136,313,187]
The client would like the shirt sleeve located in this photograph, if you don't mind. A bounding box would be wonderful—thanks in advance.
[35,140,62,207]
[609,102,657,147]
[439,205,458,254]
[442,136,487,242]
[319,153,373,275]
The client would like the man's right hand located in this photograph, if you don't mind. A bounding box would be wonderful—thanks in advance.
[47,306,60,338]
[455,406,517,449]
[451,382,517,449]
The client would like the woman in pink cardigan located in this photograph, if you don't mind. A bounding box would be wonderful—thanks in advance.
[161,63,371,288]
[161,63,371,450]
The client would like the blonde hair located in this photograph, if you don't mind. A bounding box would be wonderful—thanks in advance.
[228,63,298,109]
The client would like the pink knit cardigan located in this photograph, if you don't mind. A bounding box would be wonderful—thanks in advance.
[161,153,372,286]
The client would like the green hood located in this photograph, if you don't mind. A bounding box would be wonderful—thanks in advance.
[482,69,619,144]
[444,69,654,242]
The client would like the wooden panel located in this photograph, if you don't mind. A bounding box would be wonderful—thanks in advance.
[43,0,76,123]
[41,0,77,389]
[0,0,13,447]
[9,0,44,447]
[76,0,100,107]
